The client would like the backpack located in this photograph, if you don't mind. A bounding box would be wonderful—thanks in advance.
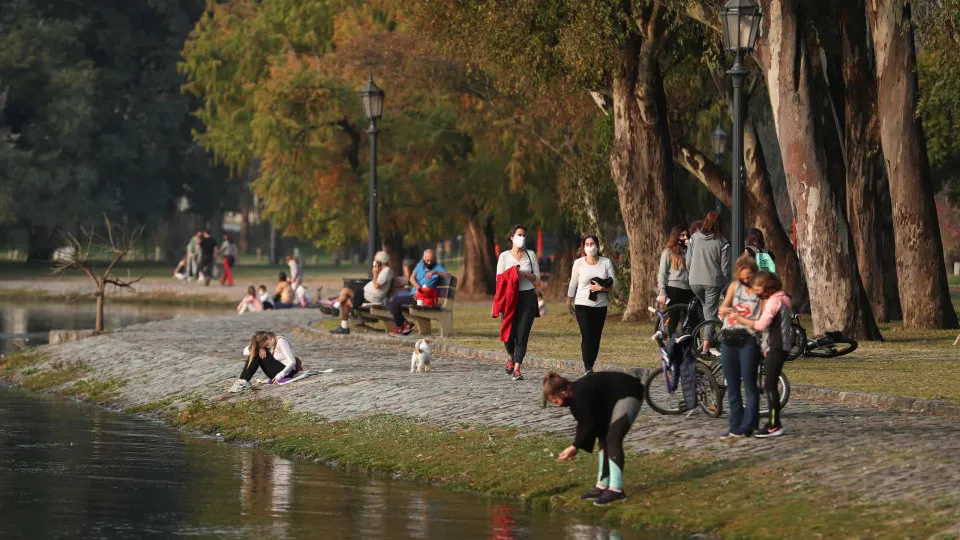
[747,246,776,273]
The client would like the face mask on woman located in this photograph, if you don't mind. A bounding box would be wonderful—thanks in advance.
[512,234,525,249]
[584,245,599,257]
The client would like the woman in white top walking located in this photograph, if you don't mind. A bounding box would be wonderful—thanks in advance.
[496,224,541,381]
[567,234,616,374]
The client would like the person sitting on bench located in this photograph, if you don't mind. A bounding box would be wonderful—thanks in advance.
[329,251,394,335]
[228,331,301,393]
[386,249,449,336]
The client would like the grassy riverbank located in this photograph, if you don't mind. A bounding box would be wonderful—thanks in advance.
[318,298,960,403]
[1,350,956,539]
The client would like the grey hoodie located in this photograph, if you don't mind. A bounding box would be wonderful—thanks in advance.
[657,248,690,297]
[685,231,730,287]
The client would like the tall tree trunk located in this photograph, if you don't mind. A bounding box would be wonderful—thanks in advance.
[743,117,808,311]
[382,232,405,278]
[545,222,577,301]
[868,0,958,329]
[26,224,55,262]
[756,0,881,339]
[95,287,105,334]
[675,120,808,312]
[239,190,250,256]
[841,0,901,322]
[459,215,496,296]
[610,34,677,322]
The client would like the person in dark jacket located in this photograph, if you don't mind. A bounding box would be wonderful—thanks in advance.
[543,371,644,506]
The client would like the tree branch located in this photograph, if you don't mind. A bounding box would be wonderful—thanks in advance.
[675,143,731,207]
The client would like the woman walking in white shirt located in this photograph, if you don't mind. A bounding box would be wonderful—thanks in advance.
[496,224,541,381]
[567,234,616,374]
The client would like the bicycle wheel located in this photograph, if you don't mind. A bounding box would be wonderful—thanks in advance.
[804,337,858,358]
[756,370,790,414]
[696,363,723,418]
[644,367,684,415]
[691,320,723,362]
[787,325,806,360]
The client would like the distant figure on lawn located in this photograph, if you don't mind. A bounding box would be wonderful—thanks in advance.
[237,286,263,314]
[273,272,296,308]
[198,230,219,286]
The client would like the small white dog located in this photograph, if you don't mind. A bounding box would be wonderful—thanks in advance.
[410,339,433,373]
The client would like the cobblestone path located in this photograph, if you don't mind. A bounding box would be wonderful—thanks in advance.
[42,310,960,507]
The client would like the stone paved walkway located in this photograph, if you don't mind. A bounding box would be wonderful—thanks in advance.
[40,310,960,507]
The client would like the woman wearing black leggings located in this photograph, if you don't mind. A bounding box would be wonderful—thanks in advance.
[567,234,615,374]
[496,224,541,381]
[544,370,643,506]
[228,331,300,393]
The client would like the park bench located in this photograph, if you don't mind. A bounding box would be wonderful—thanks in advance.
[352,276,411,325]
[364,276,457,337]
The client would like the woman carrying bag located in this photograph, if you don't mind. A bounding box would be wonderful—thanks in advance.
[567,234,615,374]
[495,224,541,381]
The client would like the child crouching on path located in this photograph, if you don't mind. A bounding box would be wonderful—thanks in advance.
[543,371,644,506]
[229,331,301,393]
[728,271,793,438]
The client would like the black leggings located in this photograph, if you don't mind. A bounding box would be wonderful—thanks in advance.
[505,289,538,365]
[665,286,695,336]
[240,351,287,381]
[763,348,787,427]
[574,305,607,371]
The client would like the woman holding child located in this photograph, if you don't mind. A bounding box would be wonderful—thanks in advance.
[716,255,761,439]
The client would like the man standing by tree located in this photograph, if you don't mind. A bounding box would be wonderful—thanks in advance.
[198,230,219,286]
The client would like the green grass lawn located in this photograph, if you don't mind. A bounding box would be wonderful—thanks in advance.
[320,294,960,403]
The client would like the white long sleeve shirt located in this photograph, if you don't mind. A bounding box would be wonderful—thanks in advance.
[496,249,541,291]
[242,336,297,380]
[567,257,616,308]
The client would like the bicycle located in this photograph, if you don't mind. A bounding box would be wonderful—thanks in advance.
[691,316,857,362]
[687,319,791,414]
[643,306,722,418]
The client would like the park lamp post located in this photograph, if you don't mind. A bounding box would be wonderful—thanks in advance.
[721,0,762,276]
[711,124,728,213]
[359,72,384,275]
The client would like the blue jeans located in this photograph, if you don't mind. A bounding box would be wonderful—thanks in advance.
[721,337,760,434]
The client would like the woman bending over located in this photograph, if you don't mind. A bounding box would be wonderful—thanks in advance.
[543,370,644,506]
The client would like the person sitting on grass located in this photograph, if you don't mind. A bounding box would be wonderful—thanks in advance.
[229,331,302,393]
[543,370,644,506]
[237,286,263,314]
[273,272,296,308]
[329,251,393,335]
[386,249,449,336]
[258,285,274,310]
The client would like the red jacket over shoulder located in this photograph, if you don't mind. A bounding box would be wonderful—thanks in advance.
[492,266,520,342]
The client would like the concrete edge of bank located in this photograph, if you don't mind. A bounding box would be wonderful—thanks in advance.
[298,325,960,421]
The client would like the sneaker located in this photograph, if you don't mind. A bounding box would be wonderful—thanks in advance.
[580,486,607,500]
[228,379,253,393]
[388,326,405,337]
[583,369,594,376]
[400,322,416,335]
[754,425,785,438]
[719,432,744,440]
[512,369,523,381]
[504,361,515,375]
[593,490,627,506]
[330,326,350,335]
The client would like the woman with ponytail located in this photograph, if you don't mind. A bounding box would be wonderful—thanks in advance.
[543,370,644,506]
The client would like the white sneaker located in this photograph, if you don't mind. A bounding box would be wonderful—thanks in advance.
[228,379,253,393]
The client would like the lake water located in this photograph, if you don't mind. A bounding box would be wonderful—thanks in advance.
[0,303,656,539]
[0,301,223,355]
[0,387,649,539]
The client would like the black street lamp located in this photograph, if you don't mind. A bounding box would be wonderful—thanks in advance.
[721,0,762,275]
[711,124,728,213]
[359,72,384,274]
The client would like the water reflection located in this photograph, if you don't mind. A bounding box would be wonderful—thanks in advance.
[0,301,223,354]
[0,376,662,538]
